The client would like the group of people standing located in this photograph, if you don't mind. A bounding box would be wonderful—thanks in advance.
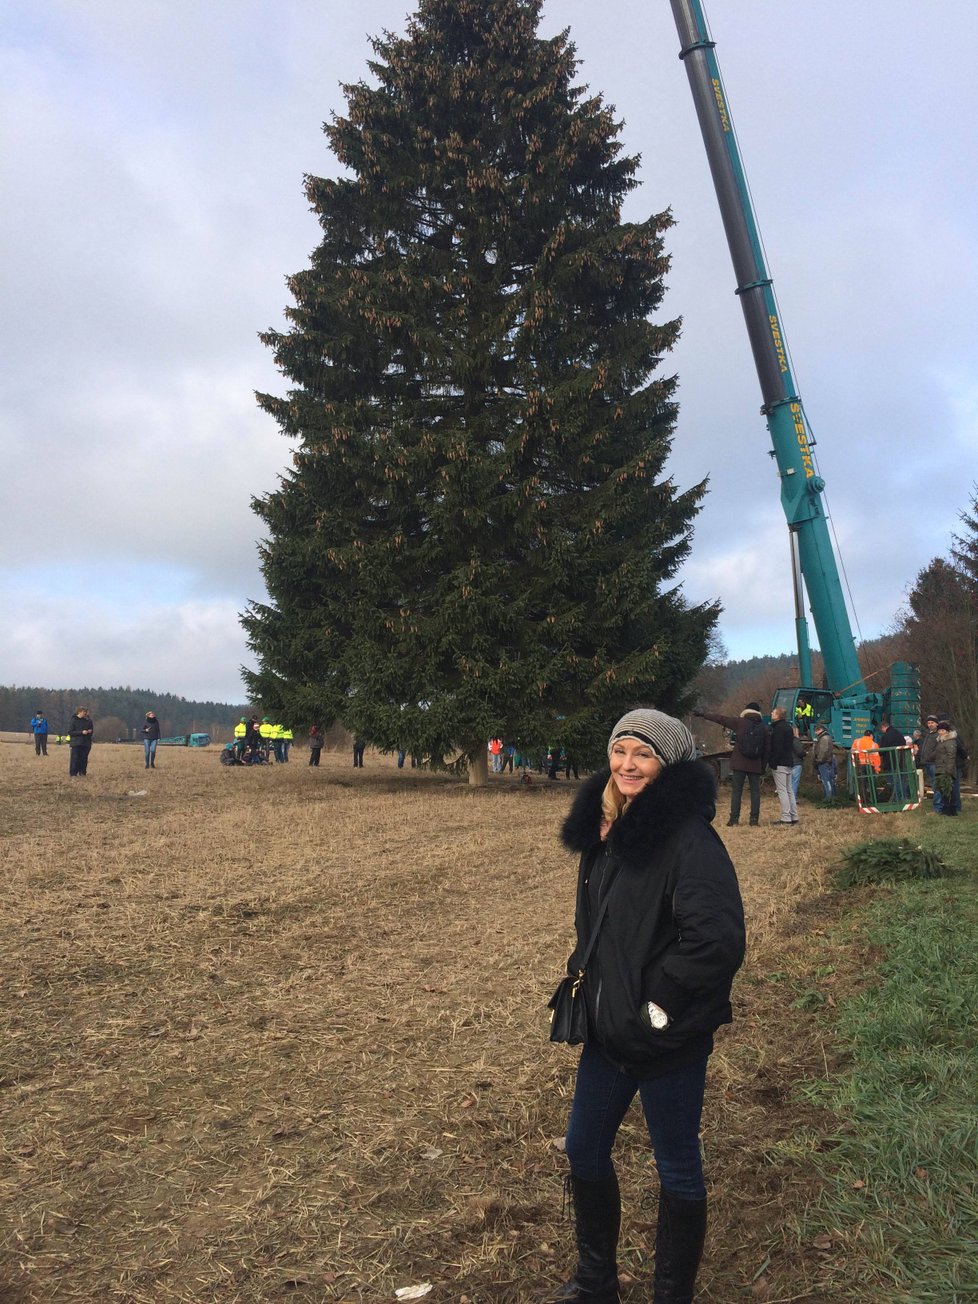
[696,699,970,825]
[231,716,294,764]
[487,738,579,780]
[916,714,969,815]
[692,701,809,826]
[29,706,95,775]
[31,708,163,775]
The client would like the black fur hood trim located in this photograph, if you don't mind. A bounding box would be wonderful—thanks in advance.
[561,760,718,871]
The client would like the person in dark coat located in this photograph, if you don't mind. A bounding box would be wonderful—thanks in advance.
[812,723,837,798]
[934,721,963,816]
[692,700,769,826]
[917,715,942,811]
[67,708,94,776]
[141,711,161,769]
[546,709,745,1304]
[878,718,908,801]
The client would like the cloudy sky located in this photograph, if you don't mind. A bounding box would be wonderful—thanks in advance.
[2,1,975,703]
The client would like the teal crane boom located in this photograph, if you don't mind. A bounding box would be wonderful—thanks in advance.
[669,0,864,696]
[669,0,920,758]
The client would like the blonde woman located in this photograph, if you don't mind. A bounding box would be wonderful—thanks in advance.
[547,709,745,1304]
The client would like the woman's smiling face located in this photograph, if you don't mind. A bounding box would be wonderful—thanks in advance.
[610,737,662,797]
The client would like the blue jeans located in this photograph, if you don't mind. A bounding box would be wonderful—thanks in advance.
[953,775,962,814]
[816,761,836,799]
[924,762,942,812]
[565,1044,709,1200]
[143,738,158,766]
[791,763,802,798]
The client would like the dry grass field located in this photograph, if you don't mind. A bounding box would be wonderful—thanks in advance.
[0,741,914,1302]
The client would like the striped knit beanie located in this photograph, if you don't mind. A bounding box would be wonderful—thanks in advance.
[607,709,696,767]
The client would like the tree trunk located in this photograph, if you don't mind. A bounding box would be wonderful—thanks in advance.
[468,747,489,787]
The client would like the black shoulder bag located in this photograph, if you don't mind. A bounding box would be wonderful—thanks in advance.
[548,861,619,1046]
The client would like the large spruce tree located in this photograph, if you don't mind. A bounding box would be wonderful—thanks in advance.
[243,0,718,775]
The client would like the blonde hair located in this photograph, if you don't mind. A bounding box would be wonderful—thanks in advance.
[601,774,628,828]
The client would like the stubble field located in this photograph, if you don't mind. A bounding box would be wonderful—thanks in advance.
[1,741,906,1302]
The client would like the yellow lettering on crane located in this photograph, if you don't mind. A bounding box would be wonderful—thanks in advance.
[711,79,731,133]
[769,315,789,374]
[790,401,816,479]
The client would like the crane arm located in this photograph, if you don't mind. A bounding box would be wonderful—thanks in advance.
[669,0,866,695]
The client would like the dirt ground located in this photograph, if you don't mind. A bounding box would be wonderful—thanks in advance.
[1,742,893,1302]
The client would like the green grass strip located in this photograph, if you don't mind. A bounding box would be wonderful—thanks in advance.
[801,816,978,1301]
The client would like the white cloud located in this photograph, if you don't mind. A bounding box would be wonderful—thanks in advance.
[3,590,253,702]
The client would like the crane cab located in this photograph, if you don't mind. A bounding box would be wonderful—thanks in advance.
[771,687,878,748]
[771,688,834,738]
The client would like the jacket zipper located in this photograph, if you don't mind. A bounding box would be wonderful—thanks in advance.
[592,847,612,1027]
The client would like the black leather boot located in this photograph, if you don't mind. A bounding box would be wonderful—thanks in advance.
[652,1192,706,1303]
[546,1171,621,1303]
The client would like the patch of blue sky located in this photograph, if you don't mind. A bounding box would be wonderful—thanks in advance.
[2,559,195,607]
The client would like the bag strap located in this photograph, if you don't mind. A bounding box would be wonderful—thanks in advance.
[575,856,621,975]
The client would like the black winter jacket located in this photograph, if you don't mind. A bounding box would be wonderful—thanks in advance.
[768,719,795,768]
[561,762,746,1077]
[142,717,161,741]
[68,714,94,747]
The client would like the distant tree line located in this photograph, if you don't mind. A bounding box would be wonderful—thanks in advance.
[0,686,250,743]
